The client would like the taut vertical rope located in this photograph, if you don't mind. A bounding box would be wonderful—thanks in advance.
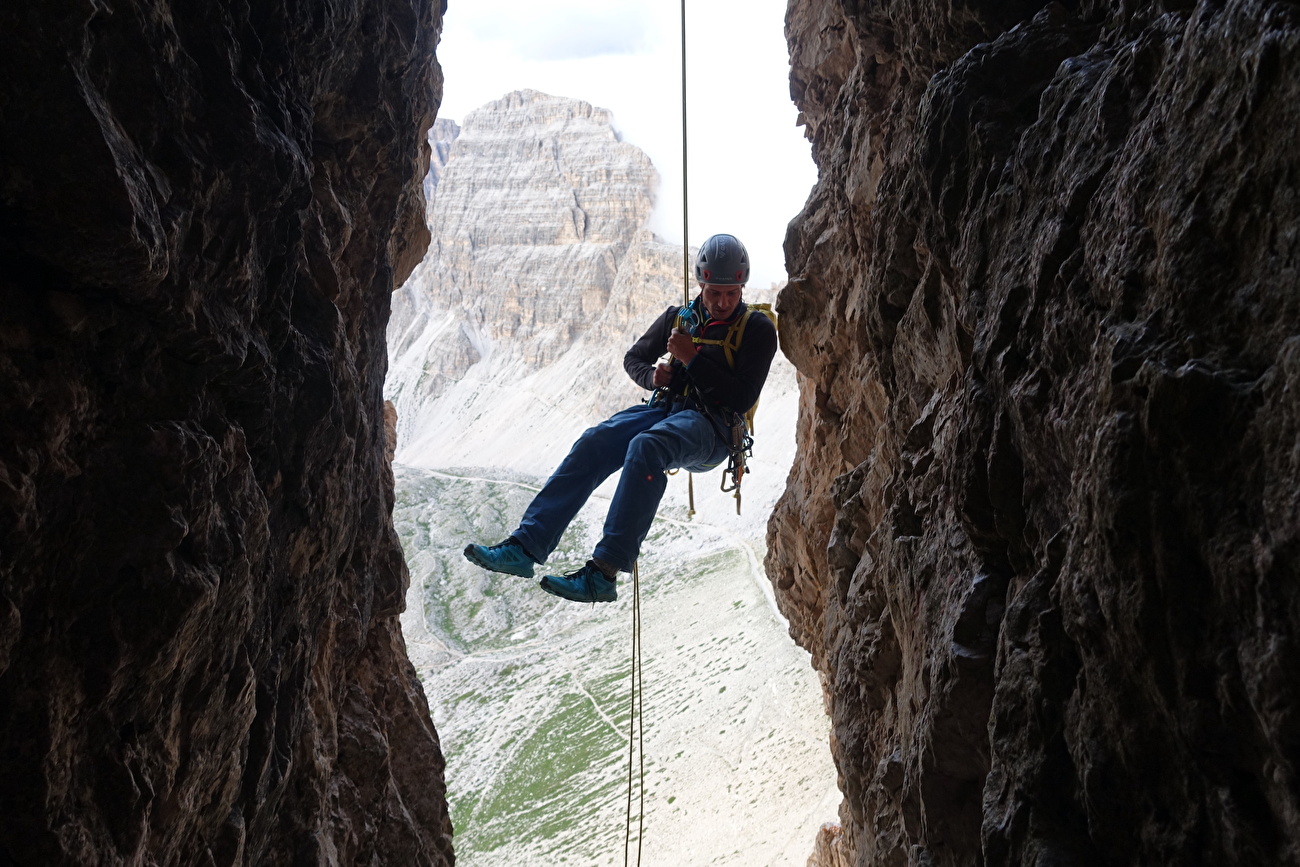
[623,562,645,866]
[681,0,696,519]
[680,0,690,308]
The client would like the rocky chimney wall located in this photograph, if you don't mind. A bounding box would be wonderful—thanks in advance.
[771,1,1300,864]
[0,1,453,864]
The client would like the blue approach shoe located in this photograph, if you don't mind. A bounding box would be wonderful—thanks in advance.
[463,538,536,578]
[539,562,618,603]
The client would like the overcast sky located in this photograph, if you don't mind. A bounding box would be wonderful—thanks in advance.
[435,0,818,288]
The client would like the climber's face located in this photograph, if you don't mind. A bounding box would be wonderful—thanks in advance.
[700,282,743,321]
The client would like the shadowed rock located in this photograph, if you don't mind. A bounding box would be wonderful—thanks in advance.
[0,1,454,864]
[771,1,1300,864]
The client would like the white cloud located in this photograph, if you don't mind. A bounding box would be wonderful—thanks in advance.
[436,0,816,287]
[465,4,658,60]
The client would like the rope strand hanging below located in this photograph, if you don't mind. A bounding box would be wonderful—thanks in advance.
[623,562,645,866]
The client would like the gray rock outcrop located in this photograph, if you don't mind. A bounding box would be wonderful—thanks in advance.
[769,1,1300,865]
[423,118,461,210]
[0,2,453,864]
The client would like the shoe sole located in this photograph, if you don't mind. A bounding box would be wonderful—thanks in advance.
[538,576,617,603]
[463,544,534,578]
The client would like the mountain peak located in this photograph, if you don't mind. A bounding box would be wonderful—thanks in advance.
[388,91,679,468]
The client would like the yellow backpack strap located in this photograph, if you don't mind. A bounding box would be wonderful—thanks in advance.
[690,333,729,358]
[722,309,757,368]
[691,309,754,368]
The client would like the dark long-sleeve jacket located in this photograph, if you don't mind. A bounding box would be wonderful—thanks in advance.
[623,299,777,417]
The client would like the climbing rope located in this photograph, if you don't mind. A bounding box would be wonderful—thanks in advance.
[623,9,686,857]
[623,561,646,866]
[680,0,696,521]
[681,0,691,306]
[680,0,690,308]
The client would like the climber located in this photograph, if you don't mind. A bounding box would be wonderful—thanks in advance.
[462,233,778,603]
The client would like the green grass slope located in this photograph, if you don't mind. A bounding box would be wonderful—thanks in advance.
[395,466,837,866]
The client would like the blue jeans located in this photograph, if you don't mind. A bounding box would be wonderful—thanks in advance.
[513,403,729,573]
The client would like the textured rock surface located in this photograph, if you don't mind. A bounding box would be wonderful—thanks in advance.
[770,1,1300,864]
[807,822,853,867]
[386,89,687,467]
[0,2,453,865]
[422,119,462,215]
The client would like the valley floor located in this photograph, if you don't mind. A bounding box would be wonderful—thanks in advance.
[394,465,839,866]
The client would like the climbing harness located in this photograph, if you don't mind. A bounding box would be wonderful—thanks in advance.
[678,303,776,432]
[668,301,777,514]
[648,300,776,515]
[623,561,645,866]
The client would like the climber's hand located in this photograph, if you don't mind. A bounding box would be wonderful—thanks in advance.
[667,329,697,364]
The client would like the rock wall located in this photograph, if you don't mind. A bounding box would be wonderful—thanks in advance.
[808,822,854,867]
[770,1,1300,864]
[422,119,462,215]
[0,2,453,865]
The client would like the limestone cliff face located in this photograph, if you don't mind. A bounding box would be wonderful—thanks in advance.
[0,2,452,865]
[387,89,686,469]
[770,1,1300,865]
[422,119,462,214]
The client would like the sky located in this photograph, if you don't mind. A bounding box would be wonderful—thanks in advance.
[434,0,819,288]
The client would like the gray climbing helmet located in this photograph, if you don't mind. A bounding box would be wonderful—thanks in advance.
[694,233,750,285]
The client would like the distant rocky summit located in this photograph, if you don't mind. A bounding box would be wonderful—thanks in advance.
[387,89,686,471]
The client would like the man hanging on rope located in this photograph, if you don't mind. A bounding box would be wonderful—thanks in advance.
[462,233,778,603]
